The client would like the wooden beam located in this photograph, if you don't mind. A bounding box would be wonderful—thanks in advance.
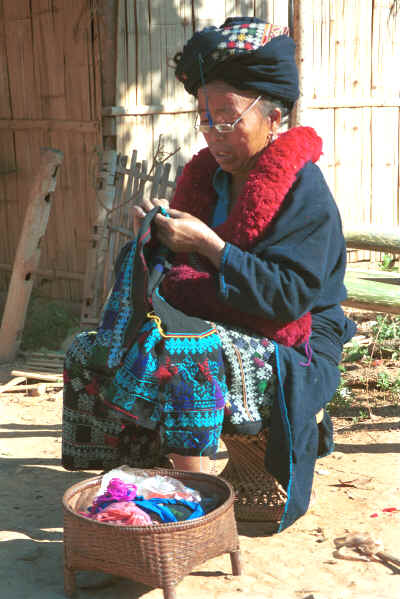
[0,119,99,132]
[0,264,84,281]
[0,376,27,393]
[0,148,64,363]
[344,269,400,314]
[102,104,196,116]
[308,97,400,109]
[344,226,400,253]
[11,369,63,382]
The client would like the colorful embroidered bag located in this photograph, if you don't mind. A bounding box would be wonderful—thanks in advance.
[83,206,227,458]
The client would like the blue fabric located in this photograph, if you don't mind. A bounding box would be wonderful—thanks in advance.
[174,17,299,109]
[211,167,231,227]
[134,497,205,523]
[214,161,356,530]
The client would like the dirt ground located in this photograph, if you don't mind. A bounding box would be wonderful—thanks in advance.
[1,316,399,599]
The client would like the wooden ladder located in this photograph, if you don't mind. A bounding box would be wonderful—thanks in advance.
[80,149,182,328]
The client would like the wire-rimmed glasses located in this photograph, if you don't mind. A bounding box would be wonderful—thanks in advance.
[195,95,262,134]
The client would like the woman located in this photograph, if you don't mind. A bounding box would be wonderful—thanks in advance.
[63,17,356,531]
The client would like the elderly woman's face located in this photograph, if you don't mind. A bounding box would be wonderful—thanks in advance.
[197,81,272,177]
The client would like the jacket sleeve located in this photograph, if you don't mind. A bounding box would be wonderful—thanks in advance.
[218,163,347,324]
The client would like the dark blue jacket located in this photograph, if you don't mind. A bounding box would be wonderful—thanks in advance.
[218,161,356,530]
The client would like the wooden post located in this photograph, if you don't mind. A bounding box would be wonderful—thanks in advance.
[291,0,311,127]
[80,149,118,328]
[0,148,64,363]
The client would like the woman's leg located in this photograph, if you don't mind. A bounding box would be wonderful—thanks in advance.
[167,453,214,474]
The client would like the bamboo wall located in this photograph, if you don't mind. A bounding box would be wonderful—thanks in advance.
[1,1,399,304]
[0,0,102,302]
[114,0,289,179]
[301,0,400,261]
[115,0,400,246]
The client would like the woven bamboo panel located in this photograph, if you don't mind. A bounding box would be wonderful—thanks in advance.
[0,0,101,301]
[300,0,399,264]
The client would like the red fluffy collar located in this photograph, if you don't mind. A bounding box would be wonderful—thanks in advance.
[172,126,322,247]
[163,127,323,346]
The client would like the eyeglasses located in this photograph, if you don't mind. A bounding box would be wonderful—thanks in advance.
[195,95,262,134]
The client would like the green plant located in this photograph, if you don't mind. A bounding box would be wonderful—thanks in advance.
[376,370,400,396]
[376,370,392,391]
[352,408,370,424]
[342,342,368,363]
[328,378,353,412]
[378,253,398,272]
[371,315,400,342]
[21,297,79,351]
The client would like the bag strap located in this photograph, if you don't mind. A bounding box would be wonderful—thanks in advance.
[124,206,168,343]
[125,206,217,345]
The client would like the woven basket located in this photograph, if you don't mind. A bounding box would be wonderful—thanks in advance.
[63,469,241,599]
[220,431,287,523]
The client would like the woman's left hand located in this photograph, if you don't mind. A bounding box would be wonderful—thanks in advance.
[155,208,226,268]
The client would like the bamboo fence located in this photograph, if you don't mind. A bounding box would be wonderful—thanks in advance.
[0,1,399,304]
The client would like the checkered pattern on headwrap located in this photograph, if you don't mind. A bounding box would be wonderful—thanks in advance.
[174,17,299,110]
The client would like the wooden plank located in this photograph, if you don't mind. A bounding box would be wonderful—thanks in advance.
[31,0,67,120]
[11,369,63,382]
[0,263,84,280]
[0,382,61,393]
[372,0,400,99]
[0,119,98,132]
[97,0,117,108]
[344,226,400,253]
[116,0,128,108]
[136,0,151,105]
[255,0,274,21]
[225,1,255,18]
[0,130,16,271]
[0,148,63,363]
[103,104,196,116]
[308,97,400,109]
[80,149,118,325]
[12,129,46,280]
[59,0,92,121]
[305,107,335,194]
[371,108,399,226]
[344,269,400,314]
[331,0,372,101]
[334,108,372,230]
[3,0,41,119]
[45,130,71,300]
[0,376,27,392]
[0,0,12,119]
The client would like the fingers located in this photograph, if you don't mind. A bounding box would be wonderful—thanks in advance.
[152,198,169,209]
[132,205,146,236]
[164,207,185,218]
[132,198,169,235]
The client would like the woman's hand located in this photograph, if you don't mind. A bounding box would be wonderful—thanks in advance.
[155,208,225,269]
[132,197,169,236]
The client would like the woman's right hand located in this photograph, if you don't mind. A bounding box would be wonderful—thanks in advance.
[132,197,170,236]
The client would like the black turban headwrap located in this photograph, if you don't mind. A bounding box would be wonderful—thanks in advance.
[175,17,299,111]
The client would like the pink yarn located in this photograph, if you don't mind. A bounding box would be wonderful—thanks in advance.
[253,357,265,368]
[91,501,152,526]
[89,478,137,514]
